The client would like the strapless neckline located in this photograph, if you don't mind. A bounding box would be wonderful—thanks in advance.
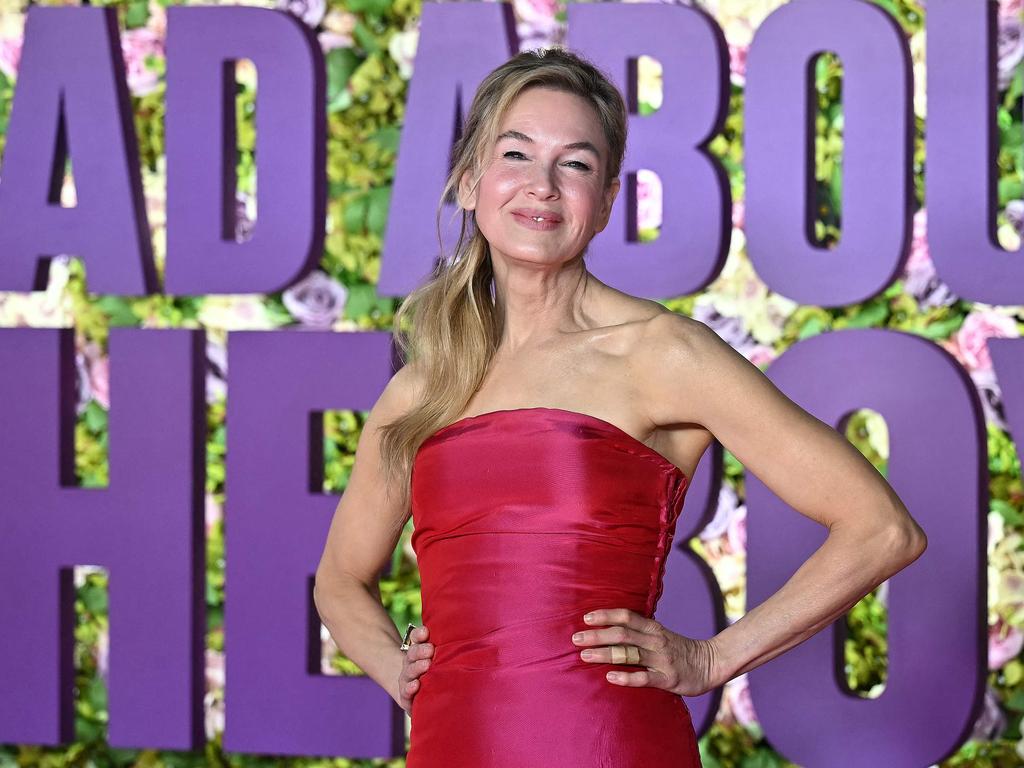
[418,406,688,482]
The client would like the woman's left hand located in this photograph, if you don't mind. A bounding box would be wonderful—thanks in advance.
[571,608,721,698]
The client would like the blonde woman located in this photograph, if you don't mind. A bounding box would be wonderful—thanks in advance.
[314,47,926,767]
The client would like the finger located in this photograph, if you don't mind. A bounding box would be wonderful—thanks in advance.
[413,642,434,659]
[573,625,658,653]
[583,608,650,631]
[606,669,656,687]
[415,625,430,641]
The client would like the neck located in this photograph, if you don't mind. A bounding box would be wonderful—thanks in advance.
[491,258,595,353]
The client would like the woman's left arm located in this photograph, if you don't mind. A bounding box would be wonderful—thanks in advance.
[638,312,928,689]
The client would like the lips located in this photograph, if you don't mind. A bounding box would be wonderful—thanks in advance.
[511,208,563,223]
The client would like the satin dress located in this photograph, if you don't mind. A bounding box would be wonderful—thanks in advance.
[407,407,701,767]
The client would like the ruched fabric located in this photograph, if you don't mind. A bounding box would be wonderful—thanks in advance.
[406,407,701,767]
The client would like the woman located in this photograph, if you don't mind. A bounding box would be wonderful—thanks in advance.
[314,47,927,766]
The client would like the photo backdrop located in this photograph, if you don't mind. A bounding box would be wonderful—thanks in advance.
[0,0,1019,765]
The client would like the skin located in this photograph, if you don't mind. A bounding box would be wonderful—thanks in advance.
[315,85,928,712]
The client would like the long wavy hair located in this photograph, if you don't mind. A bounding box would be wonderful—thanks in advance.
[379,46,628,512]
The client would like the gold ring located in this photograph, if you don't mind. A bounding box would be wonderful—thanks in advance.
[609,645,641,665]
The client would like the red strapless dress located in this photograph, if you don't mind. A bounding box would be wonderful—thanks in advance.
[407,407,701,767]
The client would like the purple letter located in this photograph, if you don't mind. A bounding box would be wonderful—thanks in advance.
[0,328,207,749]
[377,1,520,296]
[746,329,985,766]
[568,2,732,299]
[925,0,1018,303]
[164,6,326,295]
[224,330,399,756]
[745,0,913,306]
[0,7,157,294]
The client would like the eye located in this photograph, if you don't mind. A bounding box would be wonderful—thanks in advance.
[502,151,591,171]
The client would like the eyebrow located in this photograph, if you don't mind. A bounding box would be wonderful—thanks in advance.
[496,129,601,159]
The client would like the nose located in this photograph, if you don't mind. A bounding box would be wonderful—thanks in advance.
[527,162,559,199]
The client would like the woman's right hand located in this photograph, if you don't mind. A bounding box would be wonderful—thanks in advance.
[397,625,433,713]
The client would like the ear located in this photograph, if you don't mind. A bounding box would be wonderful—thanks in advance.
[457,169,479,211]
[593,176,621,234]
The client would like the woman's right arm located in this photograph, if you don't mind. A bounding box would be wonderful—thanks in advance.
[313,365,432,709]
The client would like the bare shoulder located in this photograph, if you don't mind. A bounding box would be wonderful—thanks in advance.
[364,359,425,431]
[635,311,925,543]
[631,310,724,423]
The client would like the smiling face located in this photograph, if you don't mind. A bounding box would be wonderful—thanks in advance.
[458,86,621,269]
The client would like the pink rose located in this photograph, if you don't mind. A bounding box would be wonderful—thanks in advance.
[82,341,110,409]
[724,674,759,729]
[954,310,1020,373]
[636,169,662,231]
[0,36,22,81]
[121,27,163,97]
[729,42,748,86]
[998,13,1023,91]
[205,494,222,534]
[989,617,1024,670]
[746,344,775,368]
[514,0,561,48]
[732,199,745,230]
[726,504,746,554]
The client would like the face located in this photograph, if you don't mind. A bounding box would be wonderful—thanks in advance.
[458,86,620,269]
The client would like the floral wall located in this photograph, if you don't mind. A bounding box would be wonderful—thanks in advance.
[0,0,1020,766]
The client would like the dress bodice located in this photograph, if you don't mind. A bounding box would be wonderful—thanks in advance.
[406,407,698,767]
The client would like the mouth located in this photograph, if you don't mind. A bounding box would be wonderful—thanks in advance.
[512,212,563,231]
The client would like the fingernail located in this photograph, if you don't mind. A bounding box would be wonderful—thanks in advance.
[607,672,619,681]
[584,613,595,623]
[572,632,583,642]
[581,650,593,660]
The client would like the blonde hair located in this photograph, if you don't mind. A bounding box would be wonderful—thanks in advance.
[379,46,628,511]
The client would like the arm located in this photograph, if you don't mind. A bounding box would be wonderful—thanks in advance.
[638,312,927,687]
[313,364,420,705]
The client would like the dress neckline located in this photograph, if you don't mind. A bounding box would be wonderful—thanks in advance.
[420,406,688,482]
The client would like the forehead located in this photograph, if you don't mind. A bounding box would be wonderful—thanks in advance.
[496,87,603,143]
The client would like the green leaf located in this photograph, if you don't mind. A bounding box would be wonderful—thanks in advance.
[86,676,108,711]
[366,186,391,235]
[798,315,827,339]
[84,401,108,433]
[95,296,139,326]
[1005,690,1024,711]
[993,499,1024,527]
[368,125,400,153]
[124,0,150,28]
[920,314,963,340]
[343,195,368,234]
[343,282,380,319]
[844,300,889,328]
[353,20,380,54]
[81,582,109,614]
[999,176,1023,205]
[326,48,360,113]
[347,0,393,15]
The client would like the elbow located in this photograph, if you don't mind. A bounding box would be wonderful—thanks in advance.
[887,517,928,568]
[313,568,334,622]
[312,574,326,621]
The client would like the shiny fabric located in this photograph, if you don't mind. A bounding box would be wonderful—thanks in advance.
[407,407,701,767]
